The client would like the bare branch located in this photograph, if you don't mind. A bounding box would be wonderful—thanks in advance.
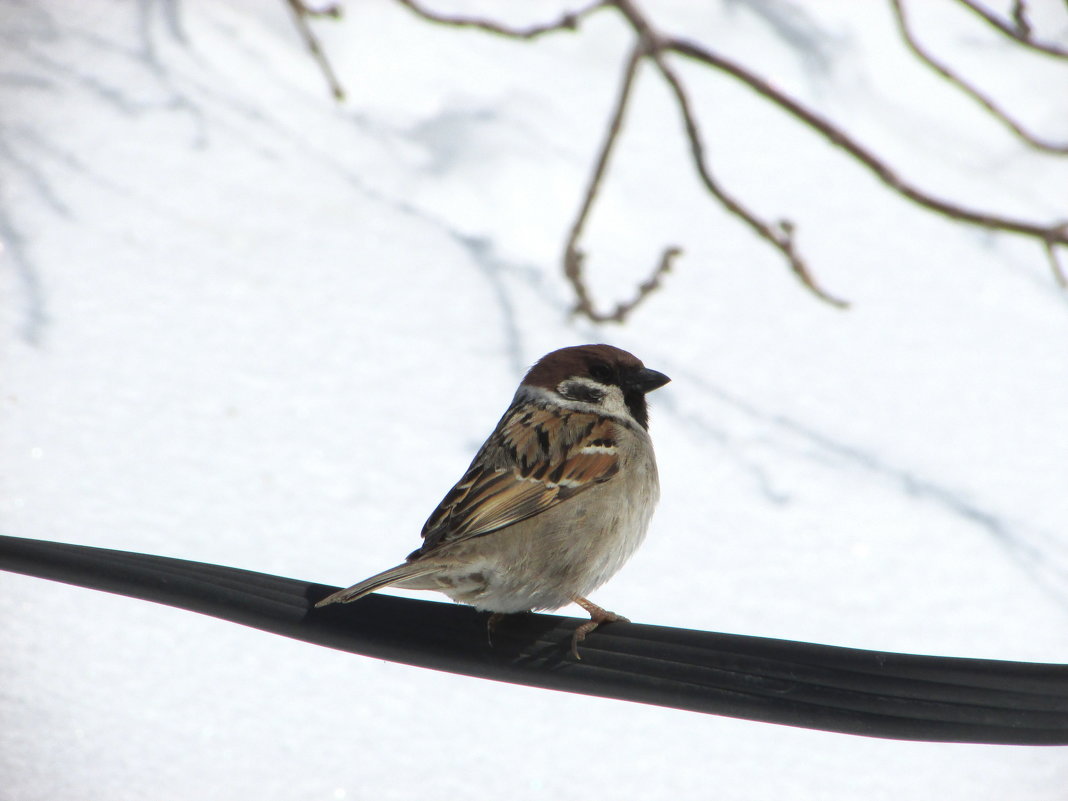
[952,0,1068,59]
[890,0,1068,154]
[1011,0,1032,38]
[564,44,644,260]
[390,0,1068,307]
[299,1,342,17]
[394,0,608,40]
[664,37,1068,247]
[1047,224,1068,287]
[655,55,848,307]
[284,0,346,101]
[605,0,847,307]
[564,43,681,322]
[567,246,682,323]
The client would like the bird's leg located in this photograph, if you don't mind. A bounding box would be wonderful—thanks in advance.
[570,596,629,659]
[486,612,508,647]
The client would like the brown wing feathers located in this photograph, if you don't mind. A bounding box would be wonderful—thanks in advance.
[412,404,619,556]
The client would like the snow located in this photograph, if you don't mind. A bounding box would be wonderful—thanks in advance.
[2,0,1068,798]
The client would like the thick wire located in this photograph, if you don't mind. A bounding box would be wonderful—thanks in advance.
[2,535,1066,744]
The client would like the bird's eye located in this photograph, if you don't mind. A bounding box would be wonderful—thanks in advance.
[589,363,613,383]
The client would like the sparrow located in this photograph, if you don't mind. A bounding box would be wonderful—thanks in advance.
[316,344,670,657]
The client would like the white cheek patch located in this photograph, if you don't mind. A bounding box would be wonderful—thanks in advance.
[520,382,637,428]
[596,385,631,420]
[552,379,632,421]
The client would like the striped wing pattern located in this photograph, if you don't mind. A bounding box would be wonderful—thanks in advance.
[413,404,620,556]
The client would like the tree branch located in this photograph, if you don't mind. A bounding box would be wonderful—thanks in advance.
[890,0,1068,155]
[658,56,847,306]
[394,0,608,39]
[664,36,1068,281]
[952,0,1068,59]
[283,0,346,101]
[1011,0,1032,38]
[1046,224,1068,287]
[384,0,1068,310]
[608,0,849,308]
[563,43,683,322]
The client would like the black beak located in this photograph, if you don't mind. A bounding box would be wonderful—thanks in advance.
[628,367,671,394]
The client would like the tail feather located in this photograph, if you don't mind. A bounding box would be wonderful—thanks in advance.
[314,561,440,608]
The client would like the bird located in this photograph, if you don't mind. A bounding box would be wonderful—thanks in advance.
[315,344,669,658]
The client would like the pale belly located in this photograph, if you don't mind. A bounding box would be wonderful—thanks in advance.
[403,459,659,613]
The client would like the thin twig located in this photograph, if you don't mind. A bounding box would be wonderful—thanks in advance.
[1011,0,1032,38]
[564,43,645,262]
[284,0,346,101]
[394,0,608,39]
[890,0,1068,154]
[656,56,846,307]
[608,0,847,307]
[1047,224,1068,287]
[568,245,683,323]
[952,0,1068,59]
[564,43,681,322]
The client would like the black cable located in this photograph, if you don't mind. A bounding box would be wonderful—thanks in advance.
[2,534,1066,744]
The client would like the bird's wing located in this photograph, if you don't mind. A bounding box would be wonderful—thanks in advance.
[413,404,621,555]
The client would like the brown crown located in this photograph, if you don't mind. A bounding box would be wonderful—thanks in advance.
[522,344,645,389]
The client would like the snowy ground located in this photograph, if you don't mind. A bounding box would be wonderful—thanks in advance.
[2,1,1068,798]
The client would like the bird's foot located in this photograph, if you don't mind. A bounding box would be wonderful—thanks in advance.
[570,596,629,660]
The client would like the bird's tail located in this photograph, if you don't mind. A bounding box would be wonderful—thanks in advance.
[314,561,440,608]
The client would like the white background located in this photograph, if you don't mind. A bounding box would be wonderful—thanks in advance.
[2,1,1067,798]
